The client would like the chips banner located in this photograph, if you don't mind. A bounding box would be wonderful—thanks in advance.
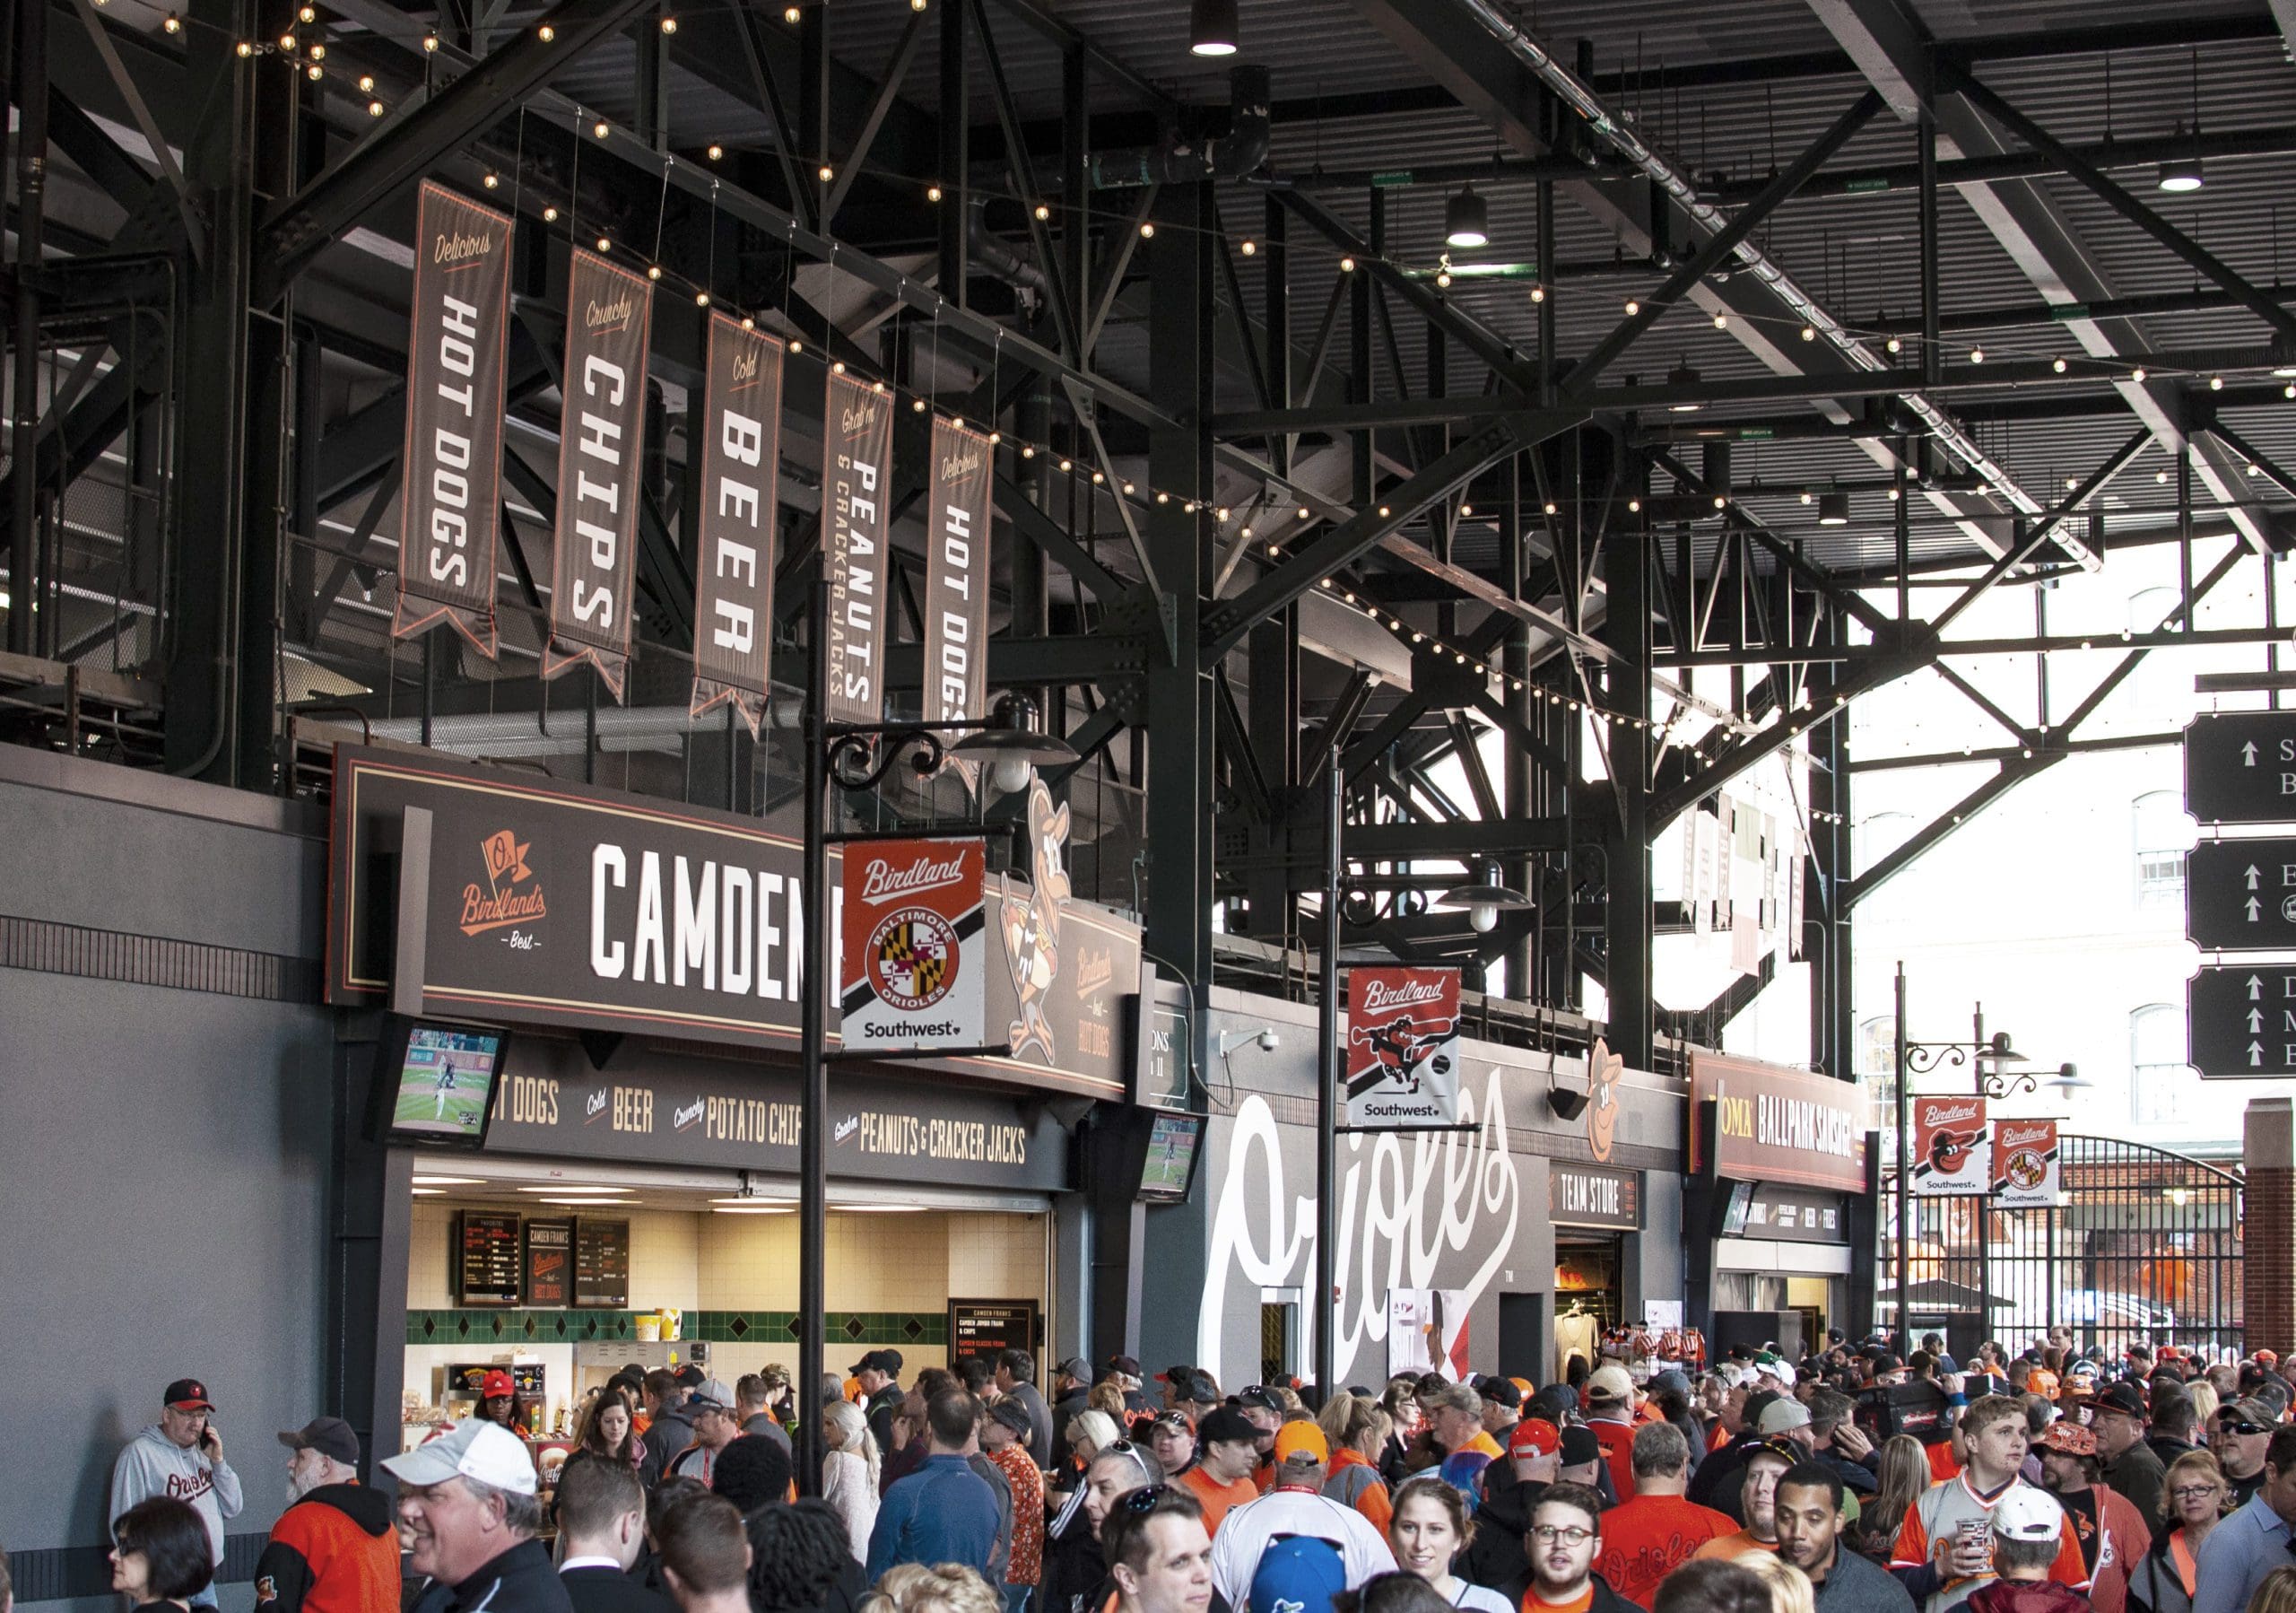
[392,181,515,657]
[544,248,654,700]
[822,371,894,725]
[839,837,987,1052]
[689,316,784,735]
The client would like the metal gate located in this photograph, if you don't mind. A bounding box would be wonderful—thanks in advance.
[1882,1135,2243,1361]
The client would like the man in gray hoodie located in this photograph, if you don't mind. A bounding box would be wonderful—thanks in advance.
[110,1378,244,1609]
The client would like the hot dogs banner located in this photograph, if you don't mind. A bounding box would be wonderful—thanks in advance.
[1910,1094,1991,1196]
[394,182,515,655]
[388,184,951,743]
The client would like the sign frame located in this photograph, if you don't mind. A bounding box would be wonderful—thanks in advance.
[2189,965,2296,1077]
[1688,1051,1868,1191]
[2186,838,2296,949]
[454,1209,521,1307]
[2185,711,2296,824]
[1991,1118,2064,1208]
[1549,1161,1644,1230]
[948,1298,1039,1368]
[838,835,992,1055]
[1342,965,1464,1129]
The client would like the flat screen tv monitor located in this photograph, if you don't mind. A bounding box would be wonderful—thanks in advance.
[1137,1112,1205,1203]
[1719,1179,1756,1237]
[371,1017,508,1147]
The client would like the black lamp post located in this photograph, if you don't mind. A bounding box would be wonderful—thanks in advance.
[793,588,1076,1494]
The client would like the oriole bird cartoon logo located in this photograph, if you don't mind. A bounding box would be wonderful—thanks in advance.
[1003,777,1070,1061]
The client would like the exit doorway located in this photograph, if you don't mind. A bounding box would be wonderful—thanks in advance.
[1260,1287,1300,1383]
[1498,1292,1547,1384]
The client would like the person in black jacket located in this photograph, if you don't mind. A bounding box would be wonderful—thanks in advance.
[1465,1420,1561,1591]
[553,1457,674,1613]
[1492,1483,1639,1613]
[380,1420,574,1613]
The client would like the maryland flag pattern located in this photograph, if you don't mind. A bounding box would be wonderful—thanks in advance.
[874,916,954,1008]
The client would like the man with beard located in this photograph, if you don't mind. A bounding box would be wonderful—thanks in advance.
[1496,1482,1639,1613]
[1465,1418,1561,1591]
[2210,1401,2274,1508]
[2093,1385,2168,1532]
[383,1419,572,1613]
[2031,1421,2148,1613]
[253,1418,397,1613]
[1774,1463,1914,1613]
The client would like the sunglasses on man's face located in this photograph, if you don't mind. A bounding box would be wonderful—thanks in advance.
[2222,1417,2272,1435]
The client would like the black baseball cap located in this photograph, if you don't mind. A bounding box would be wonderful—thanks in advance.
[2093,1382,2148,1420]
[1559,1426,1602,1464]
[674,1364,707,1389]
[848,1349,901,1376]
[1477,1375,1523,1410]
[1107,1355,1143,1377]
[1197,1407,1258,1447]
[277,1417,359,1464]
[1235,1386,1284,1413]
[988,1399,1034,1436]
[165,1380,215,1411]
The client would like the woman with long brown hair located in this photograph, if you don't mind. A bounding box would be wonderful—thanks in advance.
[1849,1434,1931,1563]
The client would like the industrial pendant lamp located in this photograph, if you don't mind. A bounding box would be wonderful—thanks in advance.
[1188,0,1238,57]
[1666,362,1700,412]
[950,692,1080,793]
[1445,185,1490,249]
[1435,860,1533,935]
[1817,492,1850,526]
[2158,144,2204,193]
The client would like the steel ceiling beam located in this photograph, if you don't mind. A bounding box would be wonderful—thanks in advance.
[1802,0,2278,557]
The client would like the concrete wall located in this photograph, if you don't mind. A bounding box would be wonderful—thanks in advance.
[0,749,335,1611]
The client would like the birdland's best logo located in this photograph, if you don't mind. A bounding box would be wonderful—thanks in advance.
[461,829,548,937]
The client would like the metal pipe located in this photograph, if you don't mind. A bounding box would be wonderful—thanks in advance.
[8,0,47,654]
[1315,739,1340,1397]
[1895,963,1910,1353]
[1449,0,2067,555]
[796,579,829,1495]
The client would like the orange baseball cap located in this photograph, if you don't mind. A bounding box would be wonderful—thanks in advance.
[1274,1422,1330,1464]
[2027,1369,2060,1398]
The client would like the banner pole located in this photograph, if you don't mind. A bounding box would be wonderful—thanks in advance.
[796,577,829,1496]
[1316,739,1340,1397]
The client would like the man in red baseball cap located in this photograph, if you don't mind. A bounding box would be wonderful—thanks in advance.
[110,1379,243,1609]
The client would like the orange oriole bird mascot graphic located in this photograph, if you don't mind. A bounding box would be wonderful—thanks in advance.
[1003,777,1070,1061]
[1587,1039,1625,1161]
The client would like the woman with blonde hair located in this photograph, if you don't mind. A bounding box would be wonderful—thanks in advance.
[2127,1451,2230,1613]
[2245,1566,2296,1613]
[820,1399,879,1565]
[1321,1392,1397,1533]
[1849,1434,1931,1563]
[1088,1382,1128,1423]
[858,1564,1004,1613]
[1735,1547,1817,1613]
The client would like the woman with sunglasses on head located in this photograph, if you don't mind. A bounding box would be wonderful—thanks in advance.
[2126,1451,2230,1613]
[1038,1443,1169,1613]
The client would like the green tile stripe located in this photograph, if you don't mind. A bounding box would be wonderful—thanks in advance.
[405,1310,949,1347]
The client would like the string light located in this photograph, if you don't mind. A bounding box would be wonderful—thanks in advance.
[1800,325,1816,342]
[707,144,723,161]
[1340,257,1355,272]
[594,119,611,138]
[306,62,322,78]
[297,3,315,18]
[2052,356,2067,373]
[357,73,374,91]
[596,235,611,251]
[237,39,252,54]
[659,15,676,31]
[1239,240,1257,256]
[1034,203,1050,221]
[784,4,798,18]
[279,31,297,48]
[1624,299,1639,316]
[367,97,384,115]
[483,173,500,189]
[308,41,324,58]
[421,31,438,48]
[1885,336,1901,353]
[818,164,834,182]
[695,291,709,306]
[537,22,554,39]
[2131,366,2147,383]
[1529,284,1544,302]
[1140,222,1155,239]
[647,265,663,280]
[162,11,180,28]
[543,205,558,221]
[927,185,944,202]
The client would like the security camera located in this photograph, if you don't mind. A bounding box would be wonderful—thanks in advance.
[1257,1027,1281,1053]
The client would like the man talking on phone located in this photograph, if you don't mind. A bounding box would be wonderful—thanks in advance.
[112,1379,244,1610]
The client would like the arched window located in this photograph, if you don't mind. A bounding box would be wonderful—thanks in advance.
[2127,586,2179,634]
[2131,790,2189,903]
[2130,1004,2190,1124]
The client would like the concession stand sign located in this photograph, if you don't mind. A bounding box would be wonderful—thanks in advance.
[1689,1051,1867,1192]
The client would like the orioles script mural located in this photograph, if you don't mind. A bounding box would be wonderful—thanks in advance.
[1200,1065,1522,1384]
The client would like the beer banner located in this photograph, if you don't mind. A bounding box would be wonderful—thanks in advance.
[1910,1094,1990,1196]
[839,837,988,1052]
[393,180,515,657]
[1343,966,1462,1127]
[689,315,784,735]
[544,248,654,700]
[1992,1117,2063,1208]
[924,417,993,788]
[823,370,893,725]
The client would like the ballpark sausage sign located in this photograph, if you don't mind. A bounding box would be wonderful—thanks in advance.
[1343,966,1462,1128]
[839,837,989,1052]
[393,181,514,656]
[544,248,654,699]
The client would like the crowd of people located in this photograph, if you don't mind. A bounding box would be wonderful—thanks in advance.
[38,1332,2296,1613]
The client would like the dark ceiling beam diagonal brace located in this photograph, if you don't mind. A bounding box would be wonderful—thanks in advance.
[45,88,156,216]
[58,2,200,255]
[1301,669,1378,793]
[2053,542,2247,737]
[1446,712,1503,821]
[1060,376,1161,599]
[1203,419,1535,662]
[993,472,1126,604]
[727,4,813,229]
[1567,90,1883,395]
[1945,68,2296,349]
[253,0,662,302]
[1926,425,2152,639]
[309,470,402,635]
[1213,663,1274,824]
[969,0,1082,362]
[1846,758,2047,911]
[1339,615,1519,784]
[2207,422,2296,509]
[1930,661,2034,748]
[1213,196,1274,415]
[822,6,927,223]
[1083,185,1161,354]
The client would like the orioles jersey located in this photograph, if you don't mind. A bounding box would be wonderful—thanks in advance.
[1892,1474,2090,1613]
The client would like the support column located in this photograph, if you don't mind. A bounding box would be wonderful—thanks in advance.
[1601,513,1652,1068]
[2246,1099,2295,1355]
[1808,612,1853,1080]
[1501,455,1533,998]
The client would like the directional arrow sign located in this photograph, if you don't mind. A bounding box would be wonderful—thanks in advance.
[2190,967,2296,1077]
[2186,712,2296,822]
[2187,839,2296,947]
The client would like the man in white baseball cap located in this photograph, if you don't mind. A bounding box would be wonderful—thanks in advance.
[382,1420,572,1613]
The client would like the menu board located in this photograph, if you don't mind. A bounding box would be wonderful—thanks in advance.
[949,1299,1038,1369]
[573,1216,630,1309]
[524,1218,572,1308]
[455,1211,521,1307]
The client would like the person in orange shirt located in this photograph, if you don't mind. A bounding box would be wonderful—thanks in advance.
[1600,1422,1740,1609]
[1499,1482,1641,1613]
[1177,1408,1262,1536]
[1318,1394,1395,1537]
[1693,1442,1797,1561]
[1583,1368,1640,1504]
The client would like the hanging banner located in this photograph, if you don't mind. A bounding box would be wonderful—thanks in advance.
[839,836,989,1051]
[823,371,893,725]
[1992,1117,2063,1208]
[1910,1094,1991,1196]
[1387,1289,1469,1379]
[393,181,515,657]
[1342,966,1462,1127]
[924,417,994,786]
[544,248,654,701]
[689,316,784,734]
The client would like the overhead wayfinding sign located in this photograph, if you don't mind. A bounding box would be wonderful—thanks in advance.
[2185,712,2296,823]
[2189,966,2296,1077]
[2187,839,2296,949]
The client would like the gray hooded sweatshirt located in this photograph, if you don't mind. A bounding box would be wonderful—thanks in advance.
[110,1426,244,1567]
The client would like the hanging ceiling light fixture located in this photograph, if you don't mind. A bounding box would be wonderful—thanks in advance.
[1445,185,1490,250]
[1817,492,1850,526]
[1188,0,1238,57]
[1434,861,1534,935]
[2158,128,2204,194]
[1666,362,1700,412]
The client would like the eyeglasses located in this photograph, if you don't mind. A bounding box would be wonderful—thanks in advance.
[2222,1421,2271,1436]
[1123,1485,1172,1514]
[1531,1525,1595,1546]
[2172,1485,2225,1501]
